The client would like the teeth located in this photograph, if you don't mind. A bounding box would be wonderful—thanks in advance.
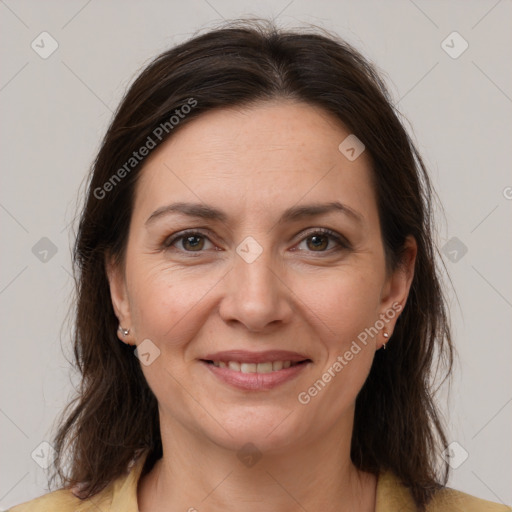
[211,360,299,373]
[272,361,283,371]
[241,363,257,373]
[257,362,273,374]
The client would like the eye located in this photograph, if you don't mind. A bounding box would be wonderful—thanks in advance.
[162,228,350,255]
[163,230,215,253]
[294,228,350,254]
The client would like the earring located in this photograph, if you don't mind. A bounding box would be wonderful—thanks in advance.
[118,325,130,336]
[382,331,389,350]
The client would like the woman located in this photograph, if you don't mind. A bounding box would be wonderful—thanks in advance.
[10,20,510,512]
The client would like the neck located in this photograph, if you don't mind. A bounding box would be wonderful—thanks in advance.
[138,409,377,512]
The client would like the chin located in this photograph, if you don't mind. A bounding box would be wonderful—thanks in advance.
[201,405,307,454]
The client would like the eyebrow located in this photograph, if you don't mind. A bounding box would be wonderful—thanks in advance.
[145,200,363,226]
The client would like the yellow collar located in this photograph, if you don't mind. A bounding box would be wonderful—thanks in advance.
[107,449,506,512]
[109,450,415,512]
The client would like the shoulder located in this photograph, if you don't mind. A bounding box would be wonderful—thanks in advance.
[426,487,512,512]
[7,487,113,512]
[377,470,511,512]
[8,450,149,512]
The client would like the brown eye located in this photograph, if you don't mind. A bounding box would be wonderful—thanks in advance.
[296,228,350,253]
[181,234,205,251]
[306,234,330,251]
[164,231,214,252]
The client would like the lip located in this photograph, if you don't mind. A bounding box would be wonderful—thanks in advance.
[200,350,312,391]
[202,361,310,390]
[201,350,310,364]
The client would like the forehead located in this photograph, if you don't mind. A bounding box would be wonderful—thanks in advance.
[133,101,377,225]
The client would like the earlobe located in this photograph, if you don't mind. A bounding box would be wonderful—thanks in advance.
[105,254,134,345]
[378,236,417,348]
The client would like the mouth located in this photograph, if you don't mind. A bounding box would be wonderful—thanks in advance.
[202,359,309,373]
[199,350,312,390]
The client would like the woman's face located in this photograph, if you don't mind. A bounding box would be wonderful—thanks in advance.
[108,100,415,453]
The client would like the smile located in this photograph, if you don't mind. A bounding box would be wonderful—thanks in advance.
[200,350,312,390]
[206,360,305,373]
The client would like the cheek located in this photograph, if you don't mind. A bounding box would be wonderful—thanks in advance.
[126,259,207,344]
[300,268,383,346]
[293,273,380,423]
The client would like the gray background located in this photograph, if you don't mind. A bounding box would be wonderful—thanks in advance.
[1,0,511,508]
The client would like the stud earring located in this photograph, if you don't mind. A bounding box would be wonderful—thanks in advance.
[118,325,130,336]
[382,331,389,350]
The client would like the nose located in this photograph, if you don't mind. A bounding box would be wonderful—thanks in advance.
[218,241,294,333]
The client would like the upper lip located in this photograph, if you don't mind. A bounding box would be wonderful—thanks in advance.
[201,350,311,364]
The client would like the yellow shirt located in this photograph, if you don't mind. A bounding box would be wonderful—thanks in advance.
[9,451,511,512]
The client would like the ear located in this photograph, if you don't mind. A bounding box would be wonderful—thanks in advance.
[105,253,135,346]
[377,235,417,348]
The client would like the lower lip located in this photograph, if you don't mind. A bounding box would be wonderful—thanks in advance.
[201,361,310,390]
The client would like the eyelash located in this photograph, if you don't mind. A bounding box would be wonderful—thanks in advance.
[162,228,351,256]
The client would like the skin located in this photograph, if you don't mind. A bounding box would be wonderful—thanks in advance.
[107,100,417,512]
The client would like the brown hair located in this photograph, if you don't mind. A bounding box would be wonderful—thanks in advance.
[51,19,453,509]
